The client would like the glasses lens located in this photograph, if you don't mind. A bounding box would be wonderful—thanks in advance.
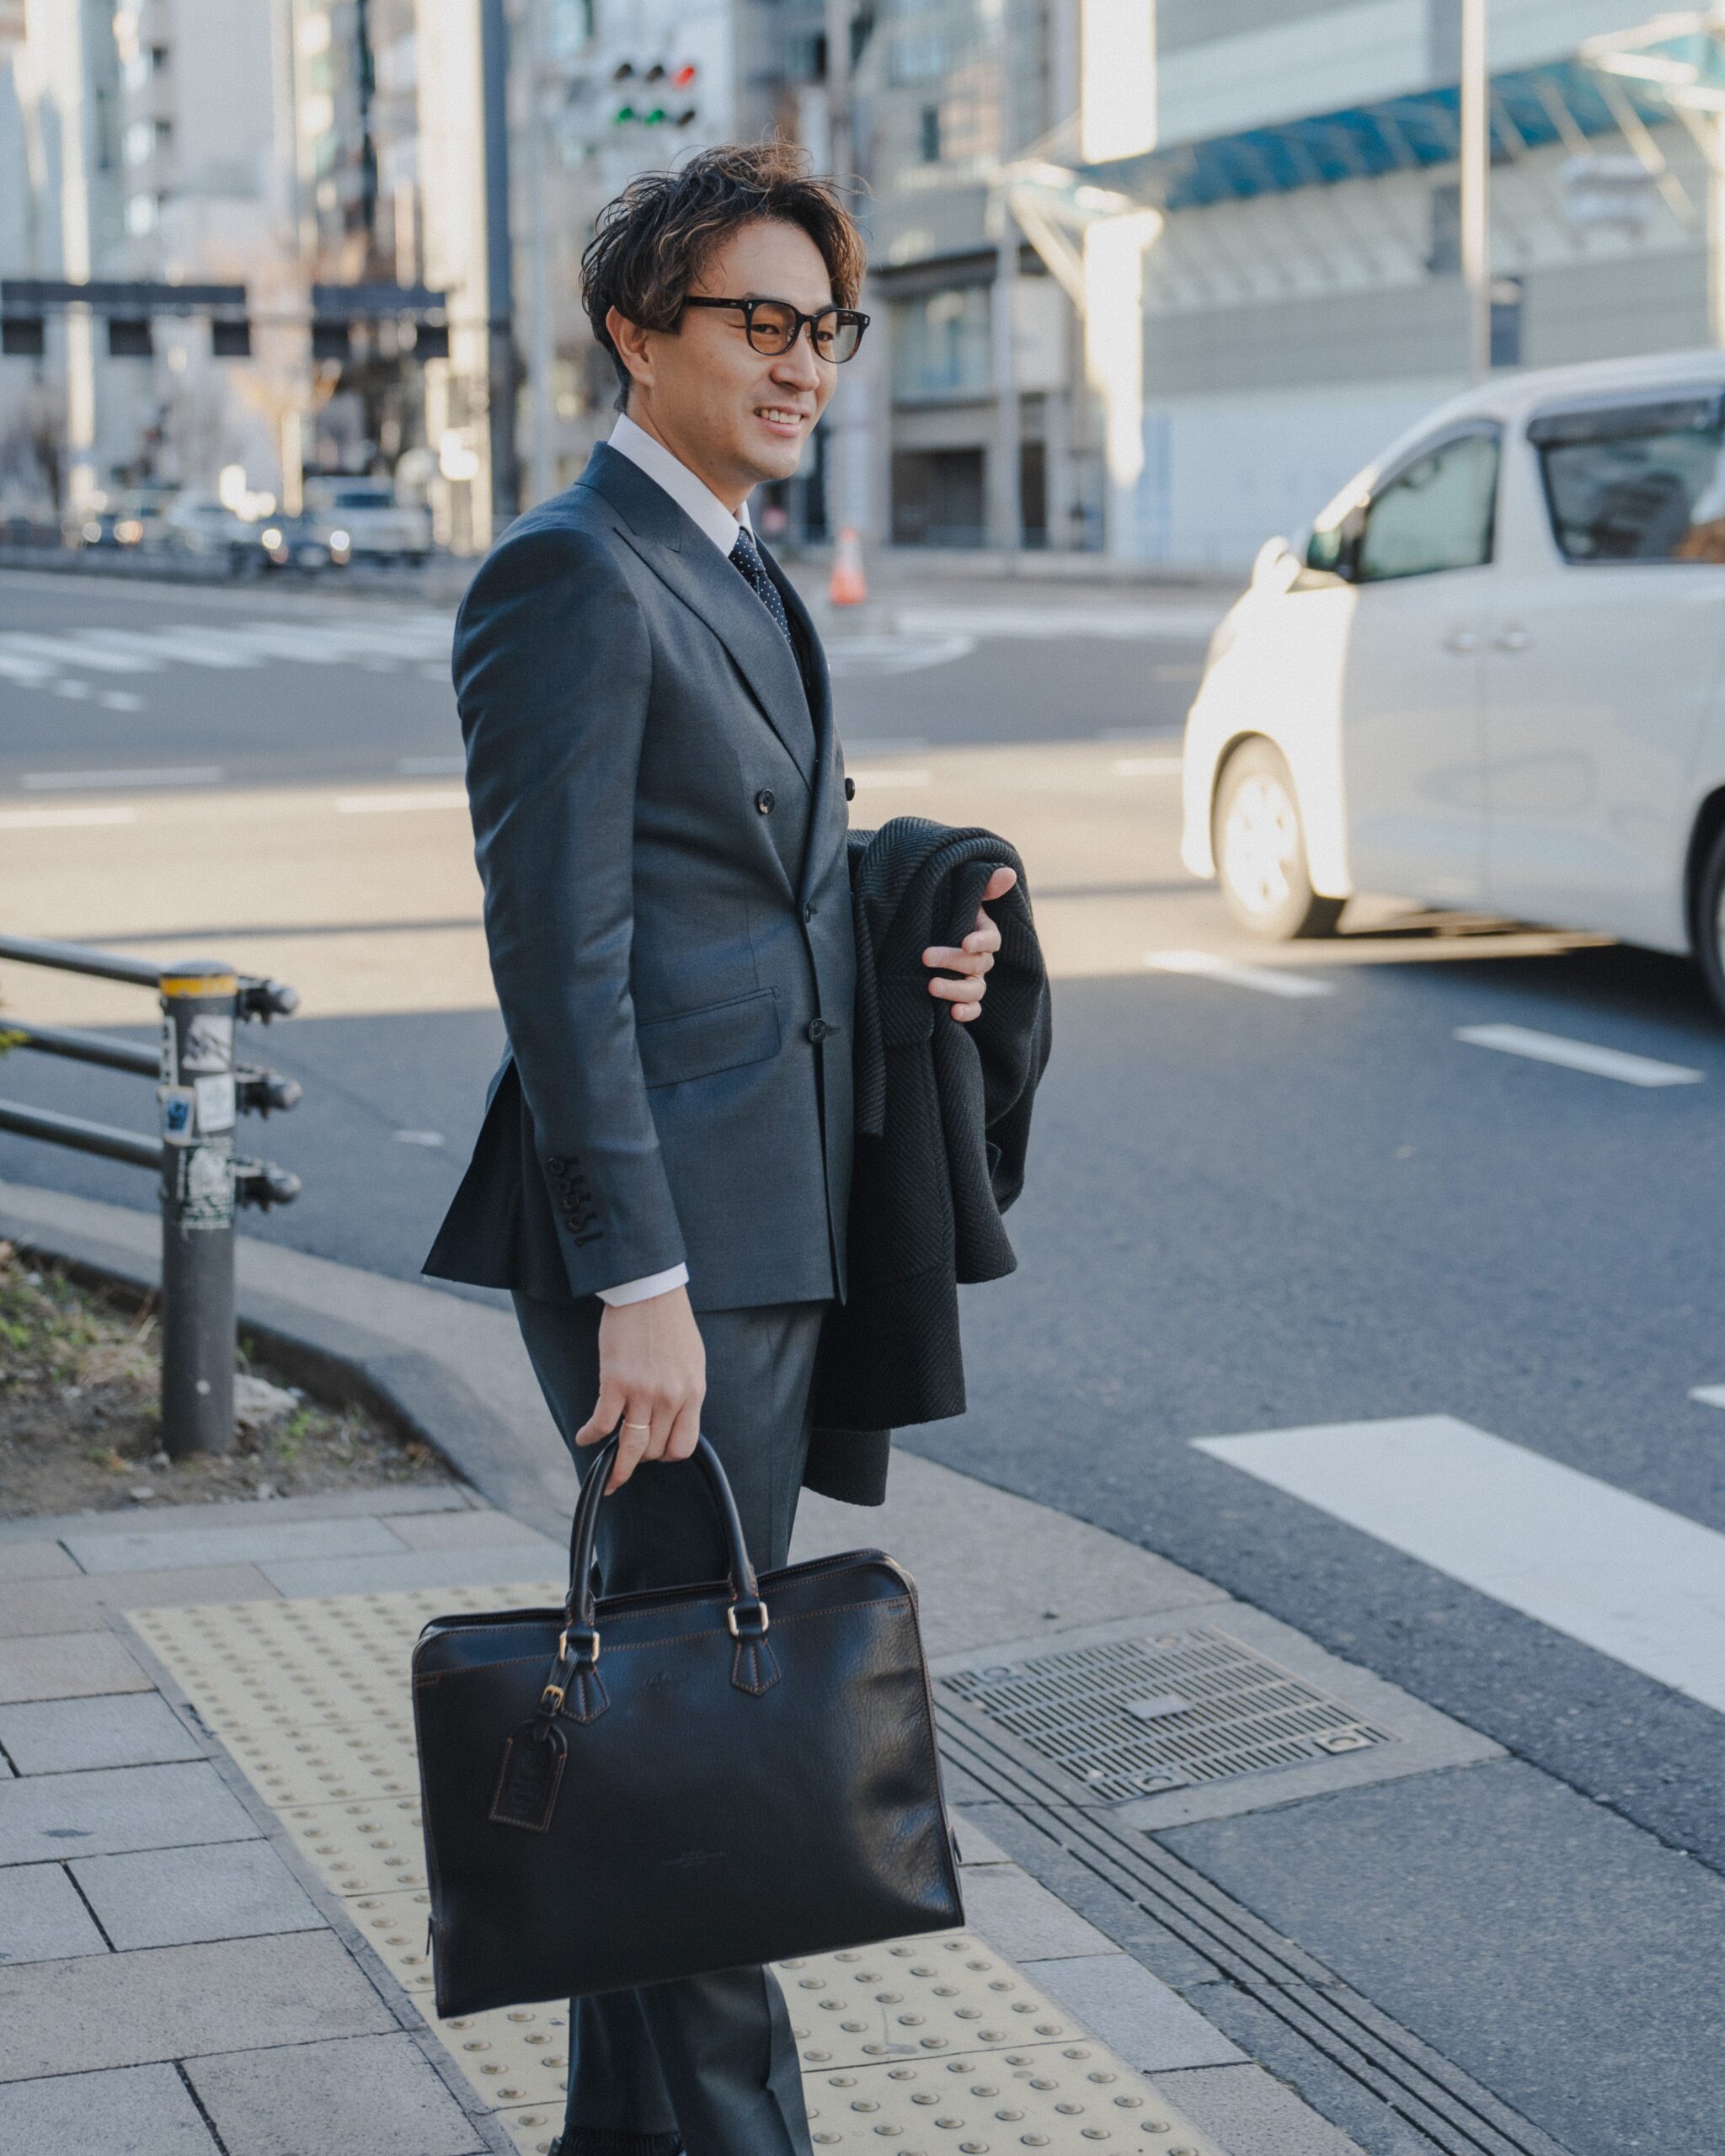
[745,302,798,354]
[825,314,864,363]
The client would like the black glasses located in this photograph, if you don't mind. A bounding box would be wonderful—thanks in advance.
[682,296,870,364]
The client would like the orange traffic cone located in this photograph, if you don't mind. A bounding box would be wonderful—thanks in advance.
[829,525,868,606]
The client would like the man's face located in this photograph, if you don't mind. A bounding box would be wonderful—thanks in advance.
[612,218,840,507]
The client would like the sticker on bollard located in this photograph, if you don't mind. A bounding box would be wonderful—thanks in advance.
[159,1086,196,1145]
[175,1139,234,1230]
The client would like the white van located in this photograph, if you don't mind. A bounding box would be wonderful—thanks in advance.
[300,477,432,564]
[1181,349,1725,1013]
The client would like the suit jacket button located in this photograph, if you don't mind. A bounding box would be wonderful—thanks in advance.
[843,776,856,802]
[756,788,776,815]
[804,903,816,922]
[806,1017,830,1043]
[546,1155,567,1175]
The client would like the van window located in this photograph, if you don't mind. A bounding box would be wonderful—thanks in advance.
[1531,398,1725,563]
[1356,429,1500,583]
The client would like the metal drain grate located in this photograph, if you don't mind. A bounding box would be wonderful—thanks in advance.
[943,1627,1392,1801]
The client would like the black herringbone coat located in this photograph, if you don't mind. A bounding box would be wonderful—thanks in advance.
[804,819,1052,1505]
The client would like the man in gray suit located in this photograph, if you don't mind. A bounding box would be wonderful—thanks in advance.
[425,142,1014,2156]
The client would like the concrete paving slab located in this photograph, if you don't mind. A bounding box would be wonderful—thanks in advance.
[62,1516,408,1575]
[1023,1952,1246,2071]
[383,1508,554,1551]
[0,1760,258,1864]
[793,1449,1220,1659]
[187,2033,488,2156]
[0,1628,152,1702]
[0,1929,398,2080]
[1157,2065,1369,2155]
[72,1838,323,1950]
[0,2062,218,2155]
[0,1564,277,1637]
[956,1859,1119,1960]
[1162,1759,1725,2156]
[258,1545,565,1598]
[0,1692,204,1774]
[0,1859,110,1963]
[0,1484,473,1547]
[0,1542,78,1582]
[953,1815,1015,1866]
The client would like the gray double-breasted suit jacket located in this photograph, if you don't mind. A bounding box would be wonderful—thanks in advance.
[424,441,855,1313]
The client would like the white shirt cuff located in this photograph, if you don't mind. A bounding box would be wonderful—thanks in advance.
[596,1264,690,1307]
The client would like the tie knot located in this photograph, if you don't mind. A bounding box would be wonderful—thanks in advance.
[729,527,763,575]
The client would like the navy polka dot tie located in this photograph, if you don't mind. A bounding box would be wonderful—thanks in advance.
[729,526,797,657]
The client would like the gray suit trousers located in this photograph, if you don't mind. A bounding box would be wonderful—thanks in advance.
[510,1289,828,2156]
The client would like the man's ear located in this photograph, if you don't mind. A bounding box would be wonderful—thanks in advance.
[606,306,654,398]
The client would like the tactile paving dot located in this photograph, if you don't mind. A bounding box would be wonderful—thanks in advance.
[132,1588,1225,2156]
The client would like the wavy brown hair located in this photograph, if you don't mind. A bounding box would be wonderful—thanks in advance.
[580,141,868,413]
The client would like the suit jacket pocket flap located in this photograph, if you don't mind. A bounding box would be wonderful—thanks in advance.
[638,987,782,1088]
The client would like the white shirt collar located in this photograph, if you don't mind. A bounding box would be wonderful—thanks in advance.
[607,412,751,558]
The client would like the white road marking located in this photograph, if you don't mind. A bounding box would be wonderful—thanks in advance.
[893,603,1226,642]
[53,679,92,699]
[1192,1414,1725,1714]
[1145,948,1335,998]
[1455,1023,1702,1088]
[99,690,144,712]
[1111,755,1183,777]
[77,627,261,670]
[335,787,470,815]
[0,805,137,830]
[393,1129,446,1147]
[849,768,933,788]
[0,631,159,673]
[1688,1385,1725,1410]
[23,766,224,791]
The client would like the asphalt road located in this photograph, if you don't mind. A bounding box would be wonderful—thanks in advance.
[3,569,1723,2156]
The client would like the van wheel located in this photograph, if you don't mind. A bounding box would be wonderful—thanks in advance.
[1693,822,1725,1018]
[1214,741,1344,941]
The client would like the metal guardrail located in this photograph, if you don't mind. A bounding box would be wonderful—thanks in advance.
[0,937,303,1457]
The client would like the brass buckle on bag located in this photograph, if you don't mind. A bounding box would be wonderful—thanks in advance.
[726,1601,770,1639]
[540,1625,600,1714]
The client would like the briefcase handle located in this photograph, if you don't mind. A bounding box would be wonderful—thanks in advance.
[540,1433,772,1715]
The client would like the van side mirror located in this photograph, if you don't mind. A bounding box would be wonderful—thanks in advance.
[1306,501,1365,581]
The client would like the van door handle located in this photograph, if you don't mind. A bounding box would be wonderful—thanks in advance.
[1494,627,1531,652]
[1442,628,1478,654]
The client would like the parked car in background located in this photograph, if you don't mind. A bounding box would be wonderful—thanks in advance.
[66,487,169,552]
[155,490,258,574]
[256,512,340,574]
[299,477,431,565]
[1182,348,1725,1016]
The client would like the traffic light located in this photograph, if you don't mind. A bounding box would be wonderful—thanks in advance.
[609,59,697,125]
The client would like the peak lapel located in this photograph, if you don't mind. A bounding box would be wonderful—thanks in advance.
[760,540,840,904]
[583,445,815,786]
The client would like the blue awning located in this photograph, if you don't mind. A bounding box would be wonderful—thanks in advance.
[1081,57,1675,212]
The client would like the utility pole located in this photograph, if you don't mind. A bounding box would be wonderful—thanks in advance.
[480,0,519,535]
[1712,0,1725,345]
[989,200,1023,551]
[1460,0,1491,378]
[523,0,556,508]
[823,0,874,548]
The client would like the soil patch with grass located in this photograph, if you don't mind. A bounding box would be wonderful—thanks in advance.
[0,1241,457,1517]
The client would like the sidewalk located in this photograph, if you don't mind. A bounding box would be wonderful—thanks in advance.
[0,1181,1536,2156]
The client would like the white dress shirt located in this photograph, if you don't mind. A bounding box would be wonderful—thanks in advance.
[593,414,755,1308]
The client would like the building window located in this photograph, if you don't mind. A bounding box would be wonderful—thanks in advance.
[124,119,153,165]
[126,191,158,236]
[919,103,940,163]
[1427,180,1460,276]
[891,286,991,403]
[1490,275,1524,369]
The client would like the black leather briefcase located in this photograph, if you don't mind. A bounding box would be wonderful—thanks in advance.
[411,1435,963,2017]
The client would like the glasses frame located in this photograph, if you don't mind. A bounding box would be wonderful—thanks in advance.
[681,295,871,364]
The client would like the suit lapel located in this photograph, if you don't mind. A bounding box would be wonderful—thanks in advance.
[582,444,816,786]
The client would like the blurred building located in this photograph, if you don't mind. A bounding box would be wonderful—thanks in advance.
[1071,0,1725,571]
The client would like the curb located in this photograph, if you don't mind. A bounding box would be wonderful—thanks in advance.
[0,1180,574,1526]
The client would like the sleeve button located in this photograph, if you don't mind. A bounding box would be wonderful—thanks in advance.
[755,788,776,815]
[843,776,856,802]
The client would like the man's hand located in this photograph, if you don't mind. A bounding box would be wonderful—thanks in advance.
[574,1284,706,1492]
[922,865,1017,1024]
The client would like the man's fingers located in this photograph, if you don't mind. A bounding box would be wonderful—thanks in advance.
[605,1412,656,1492]
[981,865,1017,901]
[664,1398,702,1463]
[951,1000,983,1023]
[923,943,994,974]
[574,1377,626,1450]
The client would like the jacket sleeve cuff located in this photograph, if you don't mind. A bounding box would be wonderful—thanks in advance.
[595,1264,691,1308]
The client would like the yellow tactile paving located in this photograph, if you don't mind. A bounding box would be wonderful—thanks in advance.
[133,1591,1225,2156]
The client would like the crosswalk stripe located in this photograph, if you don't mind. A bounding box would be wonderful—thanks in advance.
[1193,1415,1725,1713]
[0,805,136,830]
[0,631,158,673]
[1688,1385,1725,1410]
[335,788,469,815]
[1145,948,1334,998]
[78,627,261,670]
[1455,1023,1702,1087]
[22,766,224,791]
